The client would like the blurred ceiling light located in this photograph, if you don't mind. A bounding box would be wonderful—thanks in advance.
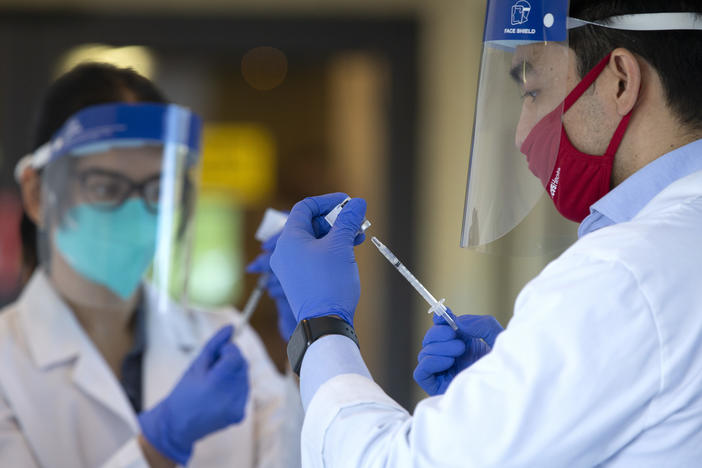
[55,44,156,79]
[241,46,288,91]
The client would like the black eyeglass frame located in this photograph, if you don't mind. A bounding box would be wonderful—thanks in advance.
[75,168,163,214]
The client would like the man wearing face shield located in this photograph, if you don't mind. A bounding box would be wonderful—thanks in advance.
[263,1,702,466]
[0,64,301,468]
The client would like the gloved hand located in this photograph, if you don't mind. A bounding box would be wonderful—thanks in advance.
[413,311,504,396]
[270,193,367,325]
[246,234,298,341]
[138,325,249,465]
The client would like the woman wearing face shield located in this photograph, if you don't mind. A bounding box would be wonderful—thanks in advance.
[0,63,302,468]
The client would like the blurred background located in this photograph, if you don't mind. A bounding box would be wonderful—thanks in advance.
[0,0,576,410]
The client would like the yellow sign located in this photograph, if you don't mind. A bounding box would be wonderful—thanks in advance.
[200,123,276,205]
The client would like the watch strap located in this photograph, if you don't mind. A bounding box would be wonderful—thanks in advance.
[287,316,359,375]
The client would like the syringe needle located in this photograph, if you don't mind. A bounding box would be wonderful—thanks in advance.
[371,236,458,330]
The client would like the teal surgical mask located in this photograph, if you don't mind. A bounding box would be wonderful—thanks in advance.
[55,199,158,299]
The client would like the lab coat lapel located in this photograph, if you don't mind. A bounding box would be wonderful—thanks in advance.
[142,290,200,409]
[71,341,139,432]
[17,272,81,369]
[18,270,139,432]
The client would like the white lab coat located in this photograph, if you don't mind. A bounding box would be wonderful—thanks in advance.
[0,271,303,468]
[300,168,702,468]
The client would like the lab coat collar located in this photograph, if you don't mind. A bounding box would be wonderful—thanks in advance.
[17,270,83,369]
[16,270,202,421]
[17,270,139,430]
[637,167,702,218]
[579,138,702,237]
[17,272,199,368]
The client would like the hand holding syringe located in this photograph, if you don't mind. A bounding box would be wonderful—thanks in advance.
[244,197,457,334]
[237,209,289,338]
[240,201,367,337]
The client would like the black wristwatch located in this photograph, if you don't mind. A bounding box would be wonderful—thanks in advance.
[287,316,359,375]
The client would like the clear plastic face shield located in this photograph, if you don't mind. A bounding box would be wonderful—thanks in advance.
[461,0,573,255]
[461,0,702,254]
[25,103,201,312]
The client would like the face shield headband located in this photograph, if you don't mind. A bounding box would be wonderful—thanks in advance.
[15,102,202,181]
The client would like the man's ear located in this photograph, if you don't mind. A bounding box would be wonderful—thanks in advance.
[609,48,642,116]
[19,167,43,228]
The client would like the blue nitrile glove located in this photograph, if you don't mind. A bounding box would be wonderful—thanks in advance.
[246,234,298,341]
[413,311,504,396]
[138,325,249,465]
[269,193,367,325]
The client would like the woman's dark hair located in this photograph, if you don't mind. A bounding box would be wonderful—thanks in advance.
[569,0,702,131]
[21,62,168,277]
[32,62,167,149]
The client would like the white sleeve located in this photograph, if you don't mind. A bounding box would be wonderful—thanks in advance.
[300,334,372,410]
[302,254,662,468]
[0,391,41,467]
[238,325,303,468]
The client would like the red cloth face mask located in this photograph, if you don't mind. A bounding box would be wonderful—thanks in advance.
[520,53,634,222]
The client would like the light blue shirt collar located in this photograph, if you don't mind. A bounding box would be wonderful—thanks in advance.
[578,138,702,238]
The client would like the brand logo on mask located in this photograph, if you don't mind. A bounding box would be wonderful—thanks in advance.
[549,167,561,198]
[511,0,531,25]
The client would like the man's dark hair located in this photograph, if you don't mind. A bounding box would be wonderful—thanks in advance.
[569,0,702,130]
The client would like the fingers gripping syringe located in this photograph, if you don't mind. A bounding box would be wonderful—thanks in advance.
[371,236,458,330]
[324,197,372,233]
[239,200,370,338]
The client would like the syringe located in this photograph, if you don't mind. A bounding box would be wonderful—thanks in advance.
[371,236,458,330]
[235,274,268,337]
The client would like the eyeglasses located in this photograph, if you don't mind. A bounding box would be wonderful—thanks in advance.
[76,168,161,213]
